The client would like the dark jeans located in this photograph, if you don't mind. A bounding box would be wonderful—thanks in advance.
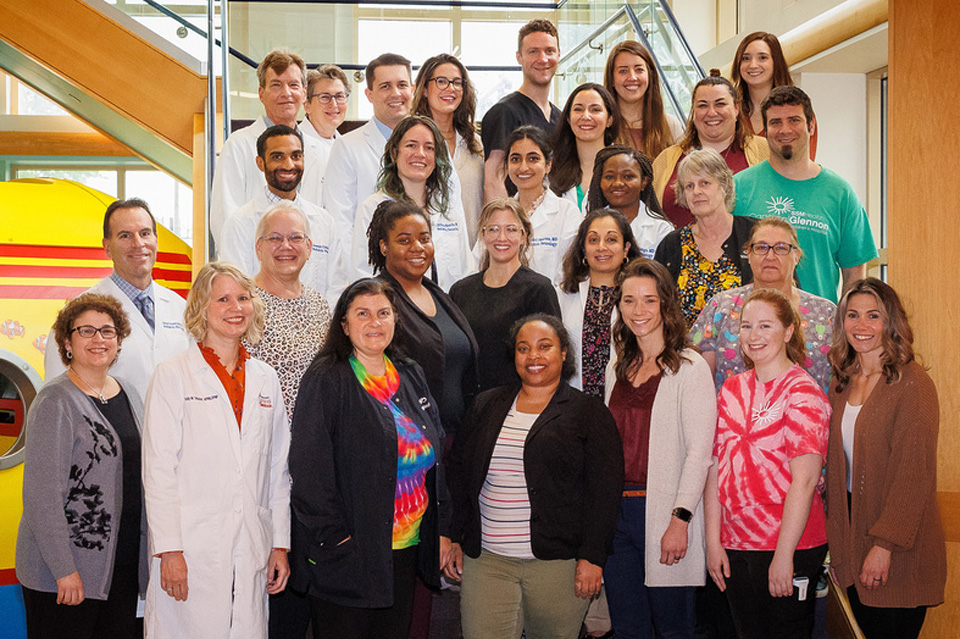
[724,544,827,639]
[309,546,418,639]
[847,586,928,639]
[269,587,312,639]
[603,493,695,639]
[22,561,139,639]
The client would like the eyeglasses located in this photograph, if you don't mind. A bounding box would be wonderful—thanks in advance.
[310,93,348,105]
[261,233,308,246]
[750,242,797,256]
[72,325,118,339]
[482,224,522,238]
[429,77,464,91]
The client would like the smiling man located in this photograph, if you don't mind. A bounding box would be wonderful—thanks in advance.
[219,125,347,303]
[43,199,190,398]
[732,86,877,302]
[321,53,414,261]
[481,19,562,201]
[209,49,328,245]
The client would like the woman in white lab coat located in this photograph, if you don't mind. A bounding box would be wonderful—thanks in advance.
[142,261,291,639]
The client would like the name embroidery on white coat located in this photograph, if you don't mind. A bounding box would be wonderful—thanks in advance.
[259,394,273,408]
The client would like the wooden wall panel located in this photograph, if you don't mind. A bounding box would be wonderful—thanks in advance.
[889,1,960,636]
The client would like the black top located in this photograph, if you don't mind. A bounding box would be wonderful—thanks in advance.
[431,298,472,429]
[289,359,449,607]
[378,271,479,438]
[653,215,759,284]
[447,382,624,568]
[480,91,562,160]
[449,266,561,392]
[95,389,141,570]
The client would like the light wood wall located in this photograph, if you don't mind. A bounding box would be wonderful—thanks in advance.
[888,1,960,636]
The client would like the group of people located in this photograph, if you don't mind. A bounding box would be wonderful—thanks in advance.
[15,17,944,639]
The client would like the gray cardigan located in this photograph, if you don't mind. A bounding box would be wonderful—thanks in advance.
[16,374,148,599]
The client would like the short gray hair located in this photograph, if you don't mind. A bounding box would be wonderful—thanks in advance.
[255,201,312,240]
[673,147,736,212]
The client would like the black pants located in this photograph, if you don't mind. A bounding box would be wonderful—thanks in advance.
[269,587,312,638]
[847,586,928,639]
[308,546,418,639]
[22,562,139,639]
[723,544,827,639]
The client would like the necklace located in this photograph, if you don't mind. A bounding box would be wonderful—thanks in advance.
[70,367,108,404]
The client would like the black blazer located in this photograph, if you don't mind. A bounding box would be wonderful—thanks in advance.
[654,214,758,284]
[379,271,480,435]
[448,382,624,568]
[289,359,449,607]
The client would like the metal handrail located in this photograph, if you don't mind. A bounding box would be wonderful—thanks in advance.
[624,3,683,117]
[655,0,705,77]
[140,0,258,68]
[557,5,629,68]
[245,0,558,6]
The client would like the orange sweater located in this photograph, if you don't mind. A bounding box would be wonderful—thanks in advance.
[825,361,946,608]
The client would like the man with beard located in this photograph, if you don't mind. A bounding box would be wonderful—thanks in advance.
[732,86,877,302]
[219,125,347,302]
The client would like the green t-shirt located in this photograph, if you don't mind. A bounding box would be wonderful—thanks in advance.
[732,161,878,302]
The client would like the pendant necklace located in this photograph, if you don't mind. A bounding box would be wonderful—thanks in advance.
[70,367,108,404]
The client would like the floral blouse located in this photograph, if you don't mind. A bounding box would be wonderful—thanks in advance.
[677,226,743,328]
[581,284,618,398]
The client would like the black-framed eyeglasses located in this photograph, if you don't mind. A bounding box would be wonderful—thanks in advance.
[310,93,348,105]
[72,325,118,339]
[261,233,308,246]
[429,77,464,91]
[750,242,796,256]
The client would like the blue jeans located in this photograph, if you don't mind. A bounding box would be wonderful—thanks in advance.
[603,493,695,639]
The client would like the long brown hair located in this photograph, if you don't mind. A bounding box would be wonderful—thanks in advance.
[739,288,805,369]
[378,115,452,216]
[731,32,794,122]
[412,53,481,155]
[829,278,916,392]
[549,83,622,197]
[603,41,674,159]
[612,258,689,379]
[678,71,751,154]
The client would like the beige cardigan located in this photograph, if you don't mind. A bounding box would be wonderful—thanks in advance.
[651,135,771,206]
[605,348,717,587]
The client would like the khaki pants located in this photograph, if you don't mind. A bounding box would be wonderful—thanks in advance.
[461,551,590,639]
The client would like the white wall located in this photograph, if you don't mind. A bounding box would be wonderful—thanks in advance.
[671,0,718,55]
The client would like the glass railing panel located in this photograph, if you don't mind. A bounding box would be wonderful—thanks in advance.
[104,0,216,73]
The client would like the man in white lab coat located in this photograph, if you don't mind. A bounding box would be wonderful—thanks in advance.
[43,198,191,400]
[218,124,347,303]
[209,49,325,244]
[321,52,413,262]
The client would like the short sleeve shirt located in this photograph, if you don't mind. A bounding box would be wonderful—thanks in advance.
[714,365,830,551]
[732,162,878,301]
[690,285,836,394]
[480,91,562,160]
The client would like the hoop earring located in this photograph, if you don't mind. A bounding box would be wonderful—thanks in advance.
[66,350,73,360]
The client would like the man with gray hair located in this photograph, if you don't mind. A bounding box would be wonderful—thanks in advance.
[219,125,347,303]
[209,48,327,244]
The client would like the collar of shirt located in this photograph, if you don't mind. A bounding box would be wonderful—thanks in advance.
[372,116,393,143]
[263,185,302,208]
[110,272,154,306]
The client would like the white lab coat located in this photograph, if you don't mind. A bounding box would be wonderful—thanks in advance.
[43,277,190,400]
[527,190,582,285]
[352,191,476,292]
[452,131,484,247]
[301,122,338,196]
[630,204,674,259]
[218,189,348,303]
[558,279,619,391]
[209,116,326,243]
[142,345,290,639]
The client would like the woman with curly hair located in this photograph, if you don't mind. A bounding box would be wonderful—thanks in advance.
[824,279,945,639]
[353,114,473,290]
[412,53,484,245]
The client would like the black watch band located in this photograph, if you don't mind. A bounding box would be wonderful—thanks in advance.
[672,507,693,523]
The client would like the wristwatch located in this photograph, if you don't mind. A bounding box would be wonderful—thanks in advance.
[672,507,693,523]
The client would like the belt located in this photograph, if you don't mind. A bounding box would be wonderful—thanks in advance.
[622,489,647,497]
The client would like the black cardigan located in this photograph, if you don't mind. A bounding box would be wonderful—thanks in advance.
[288,359,450,607]
[653,214,758,284]
[447,382,624,568]
[378,271,480,435]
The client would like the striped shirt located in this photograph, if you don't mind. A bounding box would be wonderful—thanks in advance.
[479,400,538,558]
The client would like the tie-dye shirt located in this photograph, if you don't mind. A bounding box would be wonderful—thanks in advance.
[351,355,435,549]
[714,364,830,551]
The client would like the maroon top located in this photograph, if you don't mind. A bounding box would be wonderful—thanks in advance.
[661,144,751,229]
[608,372,662,486]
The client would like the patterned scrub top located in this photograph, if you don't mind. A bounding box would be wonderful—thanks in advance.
[690,284,836,393]
[677,226,743,328]
[245,286,331,423]
[581,284,618,399]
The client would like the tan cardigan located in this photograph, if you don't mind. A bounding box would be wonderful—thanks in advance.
[825,361,946,607]
[651,135,771,206]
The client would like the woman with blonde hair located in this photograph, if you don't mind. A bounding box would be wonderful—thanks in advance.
[451,198,561,392]
[603,40,684,159]
[825,279,945,639]
[143,261,290,638]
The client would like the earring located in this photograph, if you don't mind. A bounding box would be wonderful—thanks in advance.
[623,255,629,264]
[66,350,73,360]
[582,257,588,266]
